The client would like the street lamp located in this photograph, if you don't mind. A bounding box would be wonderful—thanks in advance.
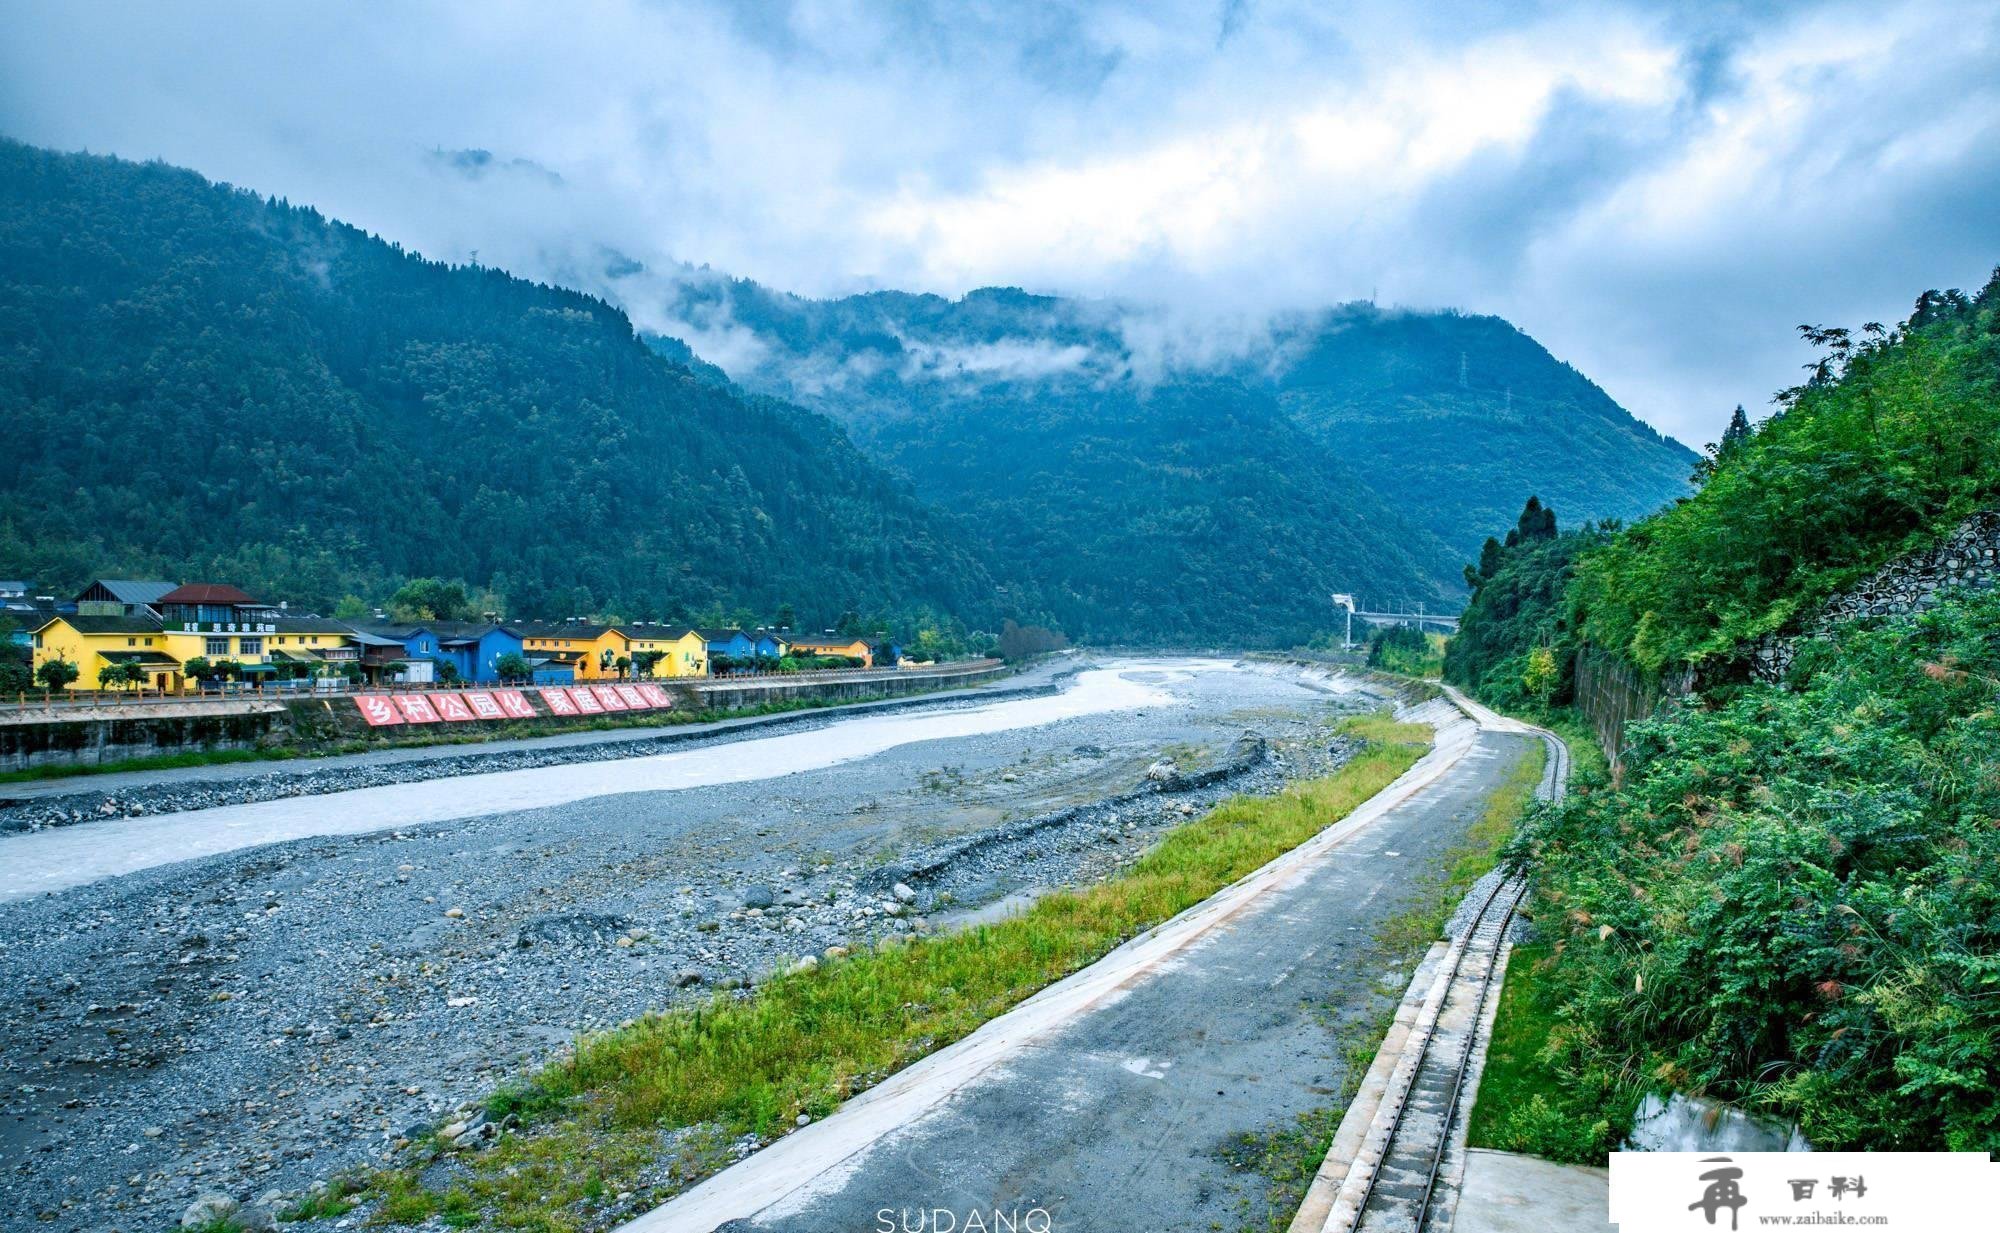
[1331,594,1356,650]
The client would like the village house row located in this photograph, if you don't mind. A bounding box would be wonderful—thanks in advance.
[8,579,894,693]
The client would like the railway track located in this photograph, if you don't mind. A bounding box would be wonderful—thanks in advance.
[1306,710,1570,1233]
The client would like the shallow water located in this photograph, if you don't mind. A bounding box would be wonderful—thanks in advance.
[0,659,1252,902]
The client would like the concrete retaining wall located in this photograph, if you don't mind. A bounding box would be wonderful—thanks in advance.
[0,662,1012,772]
[1572,646,1691,782]
[0,707,284,773]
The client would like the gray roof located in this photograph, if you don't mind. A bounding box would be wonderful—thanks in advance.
[85,580,179,604]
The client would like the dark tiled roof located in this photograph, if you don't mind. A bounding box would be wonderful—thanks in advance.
[157,583,260,605]
[38,614,166,635]
[697,628,747,642]
[97,650,181,665]
[512,621,610,640]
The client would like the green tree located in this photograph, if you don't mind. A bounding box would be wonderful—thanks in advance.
[1521,645,1559,702]
[390,579,473,623]
[35,658,79,692]
[494,652,531,681]
[333,594,371,620]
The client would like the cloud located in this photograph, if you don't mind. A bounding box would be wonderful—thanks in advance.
[1,0,1996,445]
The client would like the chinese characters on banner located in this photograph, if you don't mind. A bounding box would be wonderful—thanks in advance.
[359,685,675,728]
[354,695,402,726]
[429,693,476,722]
[494,690,537,719]
[392,694,441,724]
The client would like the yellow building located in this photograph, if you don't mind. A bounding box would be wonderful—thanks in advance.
[623,625,710,678]
[30,614,181,691]
[32,581,364,692]
[786,635,878,667]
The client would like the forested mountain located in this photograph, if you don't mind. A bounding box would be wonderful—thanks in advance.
[0,141,1001,631]
[649,274,1695,592]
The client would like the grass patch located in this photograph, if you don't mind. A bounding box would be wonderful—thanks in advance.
[1465,943,1620,1163]
[362,730,1432,1229]
[1333,708,1432,747]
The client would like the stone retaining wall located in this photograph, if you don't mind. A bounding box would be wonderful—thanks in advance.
[1743,507,2000,682]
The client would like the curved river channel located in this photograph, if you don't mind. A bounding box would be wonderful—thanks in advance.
[0,659,1272,903]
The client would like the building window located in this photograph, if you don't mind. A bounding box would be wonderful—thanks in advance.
[239,637,263,655]
[127,637,137,647]
[206,637,229,656]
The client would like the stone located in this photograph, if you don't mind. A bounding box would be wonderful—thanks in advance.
[1145,760,1176,781]
[796,1113,812,1126]
[789,955,819,975]
[891,882,917,903]
[674,968,704,987]
[444,907,465,919]
[742,885,776,910]
[236,1204,278,1233]
[615,936,635,948]
[180,1192,239,1228]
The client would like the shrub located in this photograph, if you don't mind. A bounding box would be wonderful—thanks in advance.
[1510,589,2000,1149]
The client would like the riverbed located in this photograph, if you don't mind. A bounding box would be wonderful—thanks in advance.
[0,657,1374,1231]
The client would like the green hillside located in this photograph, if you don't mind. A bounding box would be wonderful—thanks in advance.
[0,141,1002,630]
[649,277,1695,641]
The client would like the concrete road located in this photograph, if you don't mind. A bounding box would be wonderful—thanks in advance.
[632,709,1536,1233]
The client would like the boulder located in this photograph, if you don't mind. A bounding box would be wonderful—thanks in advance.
[180,1192,239,1229]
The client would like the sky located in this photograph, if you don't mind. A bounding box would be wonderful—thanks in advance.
[3,0,1997,446]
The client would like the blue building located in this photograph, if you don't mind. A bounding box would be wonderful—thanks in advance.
[747,630,787,660]
[351,621,544,683]
[700,628,759,666]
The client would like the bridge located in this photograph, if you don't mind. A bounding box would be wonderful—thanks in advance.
[1330,593,1461,647]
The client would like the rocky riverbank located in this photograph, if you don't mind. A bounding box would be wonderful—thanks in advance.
[0,674,1066,835]
[0,661,1376,1232]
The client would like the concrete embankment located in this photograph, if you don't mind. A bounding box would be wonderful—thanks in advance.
[0,661,1010,774]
